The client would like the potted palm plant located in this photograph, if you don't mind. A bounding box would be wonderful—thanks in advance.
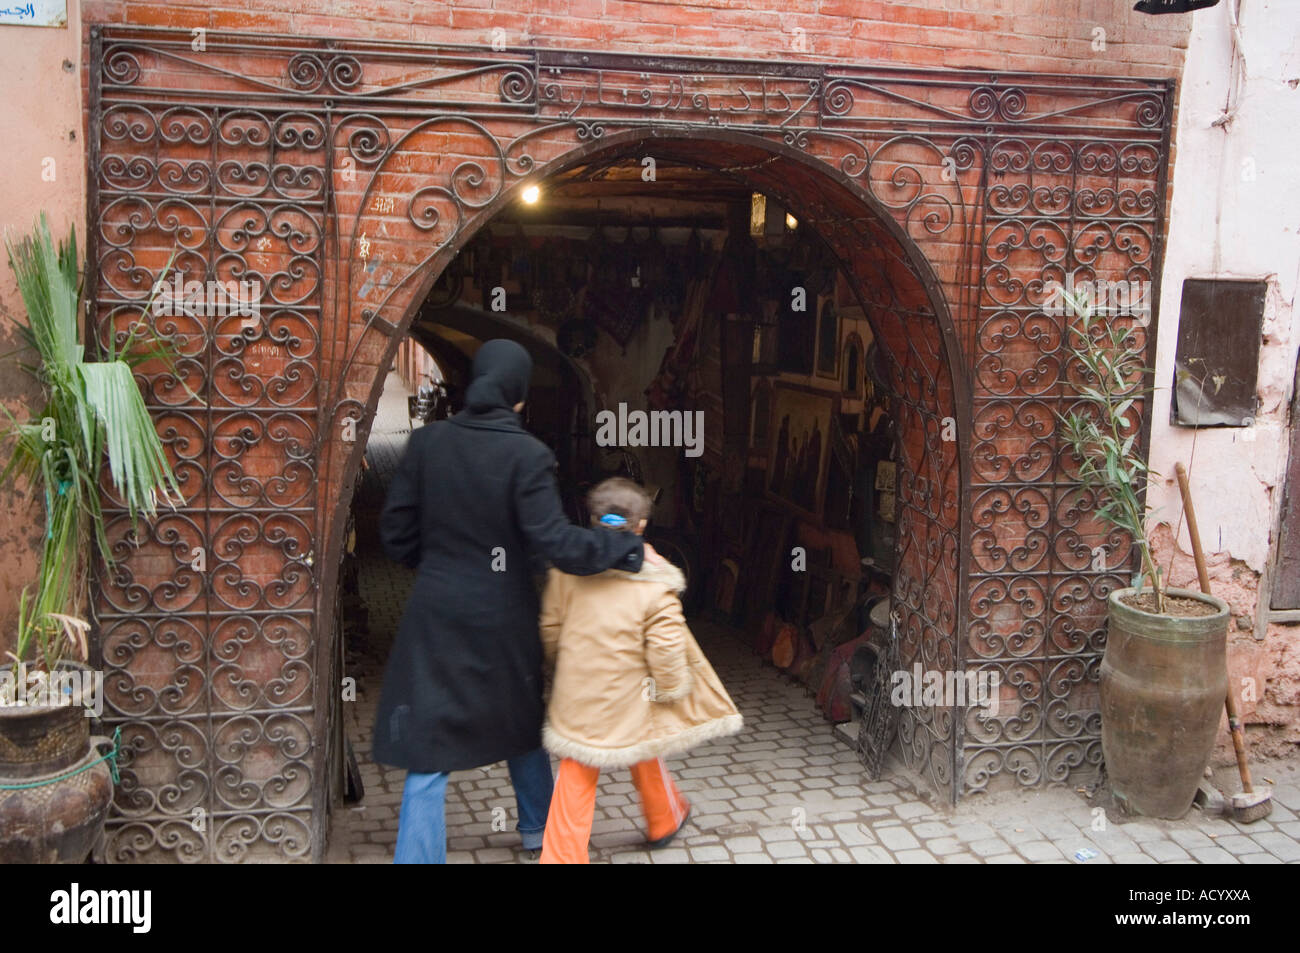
[0,214,183,862]
[1059,292,1228,819]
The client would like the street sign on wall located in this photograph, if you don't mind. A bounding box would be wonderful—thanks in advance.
[0,2,67,28]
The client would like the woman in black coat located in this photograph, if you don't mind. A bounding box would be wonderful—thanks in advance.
[375,338,647,863]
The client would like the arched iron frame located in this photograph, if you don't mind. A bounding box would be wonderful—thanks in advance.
[85,25,1174,861]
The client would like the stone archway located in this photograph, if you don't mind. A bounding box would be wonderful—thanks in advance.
[87,27,1172,861]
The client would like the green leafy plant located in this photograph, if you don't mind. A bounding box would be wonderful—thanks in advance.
[2,214,184,672]
[1058,292,1166,613]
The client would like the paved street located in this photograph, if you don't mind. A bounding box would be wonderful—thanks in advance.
[326,373,1300,865]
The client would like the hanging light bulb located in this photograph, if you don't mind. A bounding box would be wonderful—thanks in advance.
[786,212,799,230]
[521,184,541,205]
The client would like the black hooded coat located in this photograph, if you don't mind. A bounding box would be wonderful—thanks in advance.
[372,339,644,773]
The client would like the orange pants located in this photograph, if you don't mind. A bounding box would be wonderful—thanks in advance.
[540,757,689,864]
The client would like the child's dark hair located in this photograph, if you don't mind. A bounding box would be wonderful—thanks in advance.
[587,477,652,532]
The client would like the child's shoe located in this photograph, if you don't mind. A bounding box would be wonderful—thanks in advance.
[647,803,691,849]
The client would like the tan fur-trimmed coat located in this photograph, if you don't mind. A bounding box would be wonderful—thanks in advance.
[540,559,743,768]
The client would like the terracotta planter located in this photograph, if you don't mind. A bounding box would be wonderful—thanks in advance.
[1099,587,1229,819]
[0,662,114,863]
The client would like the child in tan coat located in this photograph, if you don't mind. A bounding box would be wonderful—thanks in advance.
[538,477,743,864]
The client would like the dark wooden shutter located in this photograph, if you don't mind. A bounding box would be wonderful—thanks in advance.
[1171,278,1267,427]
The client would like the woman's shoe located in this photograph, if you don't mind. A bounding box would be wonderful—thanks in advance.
[647,804,691,849]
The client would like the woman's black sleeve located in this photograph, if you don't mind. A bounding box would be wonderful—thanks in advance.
[514,444,644,575]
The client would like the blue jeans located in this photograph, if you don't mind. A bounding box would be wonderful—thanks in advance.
[393,748,554,863]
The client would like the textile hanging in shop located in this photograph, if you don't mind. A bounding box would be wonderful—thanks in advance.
[584,227,649,348]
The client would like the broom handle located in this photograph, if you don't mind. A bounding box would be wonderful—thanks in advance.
[1175,462,1213,594]
[1175,462,1253,794]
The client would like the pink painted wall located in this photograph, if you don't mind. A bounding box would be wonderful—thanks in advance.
[0,3,86,649]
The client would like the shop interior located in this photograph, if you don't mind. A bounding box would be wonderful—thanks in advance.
[338,155,907,776]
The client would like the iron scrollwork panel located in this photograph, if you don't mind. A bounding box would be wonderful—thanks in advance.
[91,60,326,860]
[964,128,1164,794]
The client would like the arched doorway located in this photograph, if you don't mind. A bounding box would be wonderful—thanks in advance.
[87,29,1171,860]
[323,130,967,808]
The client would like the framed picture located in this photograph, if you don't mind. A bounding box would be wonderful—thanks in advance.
[842,331,865,398]
[875,459,897,493]
[864,340,890,395]
[750,379,773,451]
[767,383,836,519]
[815,298,839,379]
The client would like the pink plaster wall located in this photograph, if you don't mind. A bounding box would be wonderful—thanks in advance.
[1151,526,1300,760]
[0,4,86,650]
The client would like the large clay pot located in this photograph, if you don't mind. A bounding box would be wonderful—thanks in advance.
[1099,587,1229,819]
[0,662,114,863]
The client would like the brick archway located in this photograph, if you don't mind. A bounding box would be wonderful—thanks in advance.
[87,27,1172,861]
[328,124,968,802]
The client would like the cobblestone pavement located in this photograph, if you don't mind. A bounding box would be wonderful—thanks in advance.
[326,373,1300,864]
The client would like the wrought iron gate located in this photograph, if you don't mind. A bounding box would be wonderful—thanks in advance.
[86,25,1172,860]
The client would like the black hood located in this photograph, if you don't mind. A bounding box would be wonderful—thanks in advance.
[464,339,533,413]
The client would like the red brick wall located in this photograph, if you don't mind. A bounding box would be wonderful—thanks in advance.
[395,338,441,395]
[83,0,1190,77]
